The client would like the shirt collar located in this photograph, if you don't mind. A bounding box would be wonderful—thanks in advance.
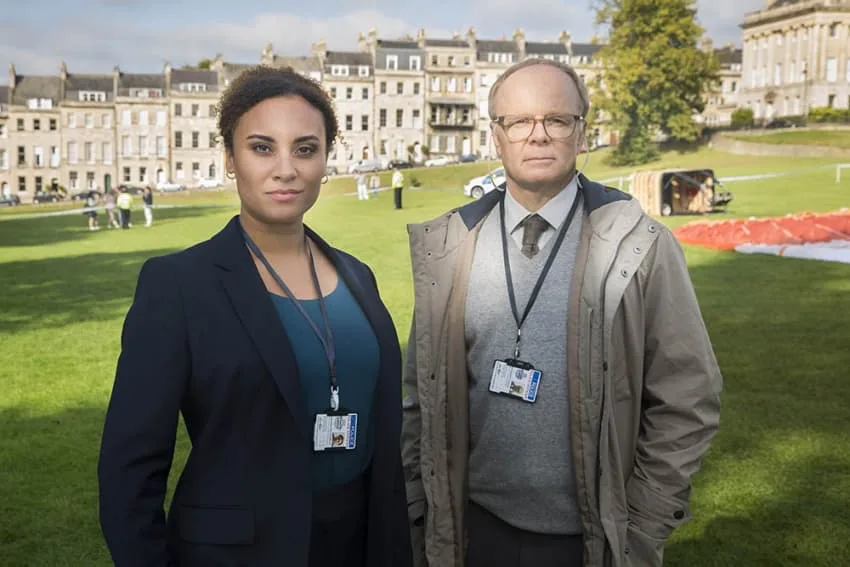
[504,175,580,235]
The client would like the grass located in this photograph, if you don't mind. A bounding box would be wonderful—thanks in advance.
[1,148,850,565]
[726,129,850,149]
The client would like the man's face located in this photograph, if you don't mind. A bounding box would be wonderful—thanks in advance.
[491,65,585,194]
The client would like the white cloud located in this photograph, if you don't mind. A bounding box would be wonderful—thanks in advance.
[1,1,770,76]
[1,10,443,75]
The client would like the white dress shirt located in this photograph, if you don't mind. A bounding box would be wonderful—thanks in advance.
[503,175,580,252]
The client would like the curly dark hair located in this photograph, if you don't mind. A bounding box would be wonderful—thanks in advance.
[216,65,339,155]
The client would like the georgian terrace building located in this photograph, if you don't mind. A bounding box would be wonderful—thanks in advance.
[741,0,850,120]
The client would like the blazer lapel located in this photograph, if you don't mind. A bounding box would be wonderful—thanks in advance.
[213,217,309,439]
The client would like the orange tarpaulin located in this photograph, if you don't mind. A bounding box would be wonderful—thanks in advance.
[673,210,850,250]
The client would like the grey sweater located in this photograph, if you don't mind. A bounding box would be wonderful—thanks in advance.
[465,202,583,535]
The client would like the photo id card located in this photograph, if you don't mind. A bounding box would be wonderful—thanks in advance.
[489,359,542,403]
[313,412,358,452]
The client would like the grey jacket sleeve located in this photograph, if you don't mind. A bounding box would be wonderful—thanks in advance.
[625,229,723,567]
[401,317,428,566]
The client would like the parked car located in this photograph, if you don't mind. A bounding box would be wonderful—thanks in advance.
[196,178,223,189]
[347,159,383,174]
[459,154,478,163]
[463,167,506,199]
[118,184,146,195]
[32,190,64,204]
[386,159,414,169]
[156,182,185,192]
[425,156,451,167]
[0,194,20,207]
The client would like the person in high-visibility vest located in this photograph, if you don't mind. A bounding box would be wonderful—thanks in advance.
[116,188,133,229]
[391,167,404,210]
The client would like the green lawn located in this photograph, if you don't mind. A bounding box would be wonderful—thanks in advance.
[1,150,849,565]
[726,129,850,149]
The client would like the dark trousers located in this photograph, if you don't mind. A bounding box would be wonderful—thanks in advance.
[465,501,583,567]
[119,208,131,228]
[393,187,402,209]
[309,474,368,567]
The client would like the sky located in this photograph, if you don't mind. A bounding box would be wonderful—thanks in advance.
[1,0,766,77]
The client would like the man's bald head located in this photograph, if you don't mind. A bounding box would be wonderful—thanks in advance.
[488,58,591,120]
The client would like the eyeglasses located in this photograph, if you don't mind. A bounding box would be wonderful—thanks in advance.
[492,114,584,142]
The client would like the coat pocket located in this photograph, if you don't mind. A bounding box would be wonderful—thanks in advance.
[176,505,255,545]
[624,522,665,567]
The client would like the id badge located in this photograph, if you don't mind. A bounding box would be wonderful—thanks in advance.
[313,411,358,452]
[489,359,542,403]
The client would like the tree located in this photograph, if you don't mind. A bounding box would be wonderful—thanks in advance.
[593,0,718,165]
[197,59,213,70]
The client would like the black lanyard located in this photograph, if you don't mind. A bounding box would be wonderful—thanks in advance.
[242,230,340,411]
[499,191,582,359]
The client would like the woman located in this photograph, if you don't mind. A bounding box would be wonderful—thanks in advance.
[98,65,412,567]
[142,186,154,227]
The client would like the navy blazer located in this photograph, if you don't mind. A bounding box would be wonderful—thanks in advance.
[98,216,412,567]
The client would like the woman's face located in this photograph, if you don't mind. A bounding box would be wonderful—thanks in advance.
[226,95,328,228]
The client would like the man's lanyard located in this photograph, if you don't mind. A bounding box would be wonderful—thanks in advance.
[498,191,582,359]
[242,230,340,411]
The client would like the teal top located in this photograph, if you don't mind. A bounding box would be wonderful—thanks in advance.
[270,278,380,492]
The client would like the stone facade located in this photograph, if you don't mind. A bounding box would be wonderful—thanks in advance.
[0,86,11,196]
[60,64,118,192]
[6,66,62,197]
[422,30,478,157]
[701,42,744,127]
[310,42,375,171]
[115,71,170,187]
[365,33,427,162]
[166,66,223,186]
[741,0,850,120]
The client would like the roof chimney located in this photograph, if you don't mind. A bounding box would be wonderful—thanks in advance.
[513,28,527,54]
[312,40,327,61]
[261,43,274,66]
[8,64,16,90]
[467,27,477,49]
[417,28,426,48]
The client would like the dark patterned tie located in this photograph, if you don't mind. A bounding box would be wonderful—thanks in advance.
[520,214,550,258]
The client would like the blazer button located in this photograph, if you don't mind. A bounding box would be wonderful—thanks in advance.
[674,510,685,520]
[620,268,628,277]
[633,246,642,254]
[430,373,436,381]
[431,281,437,286]
[648,224,657,233]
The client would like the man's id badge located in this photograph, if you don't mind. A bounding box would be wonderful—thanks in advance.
[313,412,358,452]
[489,359,542,403]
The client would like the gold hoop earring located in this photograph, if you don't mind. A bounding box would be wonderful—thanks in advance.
[226,171,235,180]
[321,175,329,184]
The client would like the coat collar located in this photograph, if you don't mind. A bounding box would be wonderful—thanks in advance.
[457,173,632,231]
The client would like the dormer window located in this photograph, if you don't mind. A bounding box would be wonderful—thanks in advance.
[79,91,107,102]
[27,98,53,109]
[386,55,398,71]
[178,83,207,92]
[358,66,370,77]
[330,65,349,77]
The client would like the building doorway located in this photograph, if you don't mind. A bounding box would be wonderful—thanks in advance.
[104,174,112,193]
[156,168,165,184]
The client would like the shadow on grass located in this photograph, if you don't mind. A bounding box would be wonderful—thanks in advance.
[0,247,180,334]
[0,205,219,248]
[662,248,850,566]
[0,404,194,566]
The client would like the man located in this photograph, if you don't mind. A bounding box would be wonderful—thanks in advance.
[401,59,722,567]
[116,187,133,229]
[392,166,404,210]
